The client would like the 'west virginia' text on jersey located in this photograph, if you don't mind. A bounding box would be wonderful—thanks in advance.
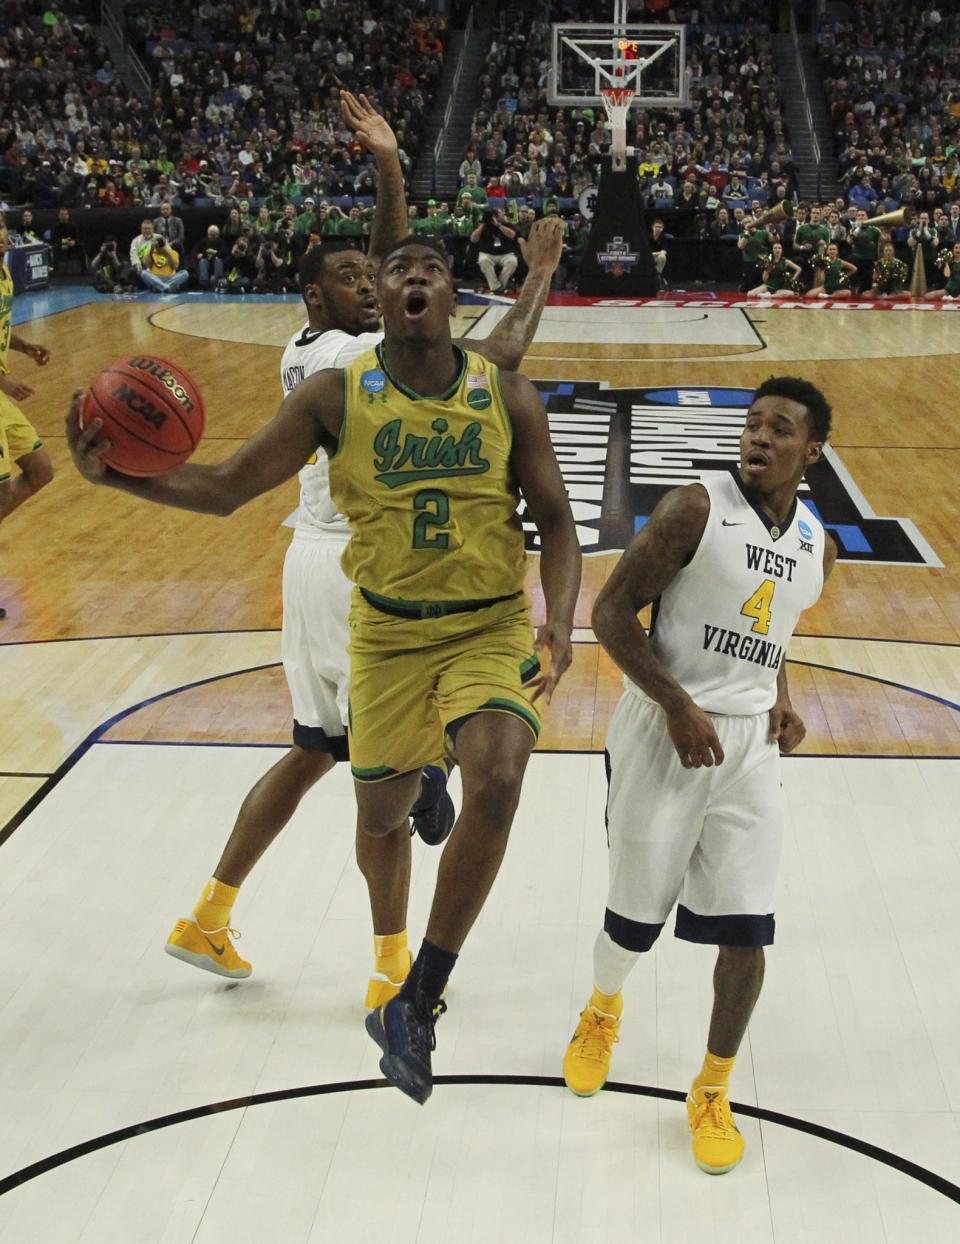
[330,344,525,603]
[635,471,826,716]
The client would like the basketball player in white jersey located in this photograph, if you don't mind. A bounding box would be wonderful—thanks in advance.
[165,91,566,1005]
[562,376,837,1175]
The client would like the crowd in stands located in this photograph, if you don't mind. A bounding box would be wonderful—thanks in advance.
[5,0,960,299]
[0,0,444,214]
[817,2,960,216]
[458,0,794,239]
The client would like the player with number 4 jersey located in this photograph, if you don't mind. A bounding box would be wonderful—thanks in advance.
[562,376,837,1177]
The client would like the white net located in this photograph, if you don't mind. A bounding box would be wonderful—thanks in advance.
[601,86,634,171]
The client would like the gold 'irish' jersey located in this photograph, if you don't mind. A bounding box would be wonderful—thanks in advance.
[330,343,526,604]
[0,263,14,374]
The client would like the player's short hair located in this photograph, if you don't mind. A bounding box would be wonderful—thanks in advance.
[378,235,448,266]
[752,376,832,443]
[297,239,365,291]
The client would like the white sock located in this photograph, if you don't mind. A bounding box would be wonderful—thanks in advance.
[592,929,641,997]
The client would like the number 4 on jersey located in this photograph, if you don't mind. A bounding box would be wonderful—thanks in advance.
[741,579,776,635]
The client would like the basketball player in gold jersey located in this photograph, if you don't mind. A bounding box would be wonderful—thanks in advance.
[67,235,581,1105]
[0,213,55,618]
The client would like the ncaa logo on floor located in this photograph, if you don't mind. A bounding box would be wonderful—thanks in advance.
[522,383,940,567]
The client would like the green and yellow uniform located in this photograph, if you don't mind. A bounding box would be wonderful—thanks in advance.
[822,258,849,294]
[330,344,540,780]
[764,257,794,292]
[0,262,43,483]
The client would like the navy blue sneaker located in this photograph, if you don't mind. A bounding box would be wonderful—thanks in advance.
[365,991,447,1105]
[410,764,455,847]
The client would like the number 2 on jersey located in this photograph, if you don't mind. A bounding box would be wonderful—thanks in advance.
[412,489,450,549]
[740,578,776,635]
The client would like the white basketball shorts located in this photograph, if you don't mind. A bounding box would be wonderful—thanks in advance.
[281,530,352,760]
[603,688,783,948]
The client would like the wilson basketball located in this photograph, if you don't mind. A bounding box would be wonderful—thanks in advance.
[81,355,205,477]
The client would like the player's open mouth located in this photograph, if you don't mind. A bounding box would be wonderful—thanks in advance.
[745,452,768,472]
[404,291,429,320]
[360,297,378,314]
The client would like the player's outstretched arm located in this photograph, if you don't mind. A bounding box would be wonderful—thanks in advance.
[340,90,407,262]
[66,371,344,515]
[501,370,581,704]
[594,484,725,769]
[467,217,565,371]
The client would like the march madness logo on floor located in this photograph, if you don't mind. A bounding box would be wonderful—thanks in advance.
[524,383,940,566]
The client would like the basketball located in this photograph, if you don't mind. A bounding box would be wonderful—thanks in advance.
[80,355,205,477]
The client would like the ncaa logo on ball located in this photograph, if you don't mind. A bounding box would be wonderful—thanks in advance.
[361,369,387,394]
[466,388,492,411]
[128,357,194,415]
[798,520,813,540]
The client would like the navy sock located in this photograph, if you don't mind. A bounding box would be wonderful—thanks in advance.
[400,938,458,1003]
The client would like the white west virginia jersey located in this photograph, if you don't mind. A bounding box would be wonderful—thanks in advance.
[631,471,825,716]
[279,325,384,535]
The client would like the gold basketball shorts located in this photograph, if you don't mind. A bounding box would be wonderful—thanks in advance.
[0,391,42,482]
[347,589,542,782]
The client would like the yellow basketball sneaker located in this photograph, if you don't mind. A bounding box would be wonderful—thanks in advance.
[686,1086,745,1174]
[563,1005,621,1097]
[364,951,413,1010]
[165,917,252,979]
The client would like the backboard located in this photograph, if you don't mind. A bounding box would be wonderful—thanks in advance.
[547,23,687,109]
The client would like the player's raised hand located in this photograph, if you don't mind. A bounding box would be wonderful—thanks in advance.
[340,90,397,159]
[0,374,34,402]
[530,619,573,705]
[665,699,725,769]
[66,391,111,483]
[768,701,806,753]
[518,216,566,273]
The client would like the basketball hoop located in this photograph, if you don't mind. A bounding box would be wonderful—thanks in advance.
[601,86,634,171]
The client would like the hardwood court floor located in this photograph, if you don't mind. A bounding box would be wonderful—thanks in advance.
[1,292,959,1243]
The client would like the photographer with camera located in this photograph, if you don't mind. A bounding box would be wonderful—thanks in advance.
[470,207,519,294]
[90,236,133,294]
[138,234,189,294]
[216,235,257,294]
[253,232,295,294]
[189,225,226,290]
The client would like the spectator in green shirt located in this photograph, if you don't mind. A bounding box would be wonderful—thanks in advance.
[418,201,448,240]
[237,201,255,233]
[461,173,488,205]
[737,216,773,292]
[793,204,830,272]
[849,209,883,291]
[263,184,287,218]
[293,198,318,235]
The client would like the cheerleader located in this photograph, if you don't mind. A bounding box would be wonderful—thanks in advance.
[865,241,908,299]
[804,241,858,299]
[747,240,803,296]
[924,242,960,300]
